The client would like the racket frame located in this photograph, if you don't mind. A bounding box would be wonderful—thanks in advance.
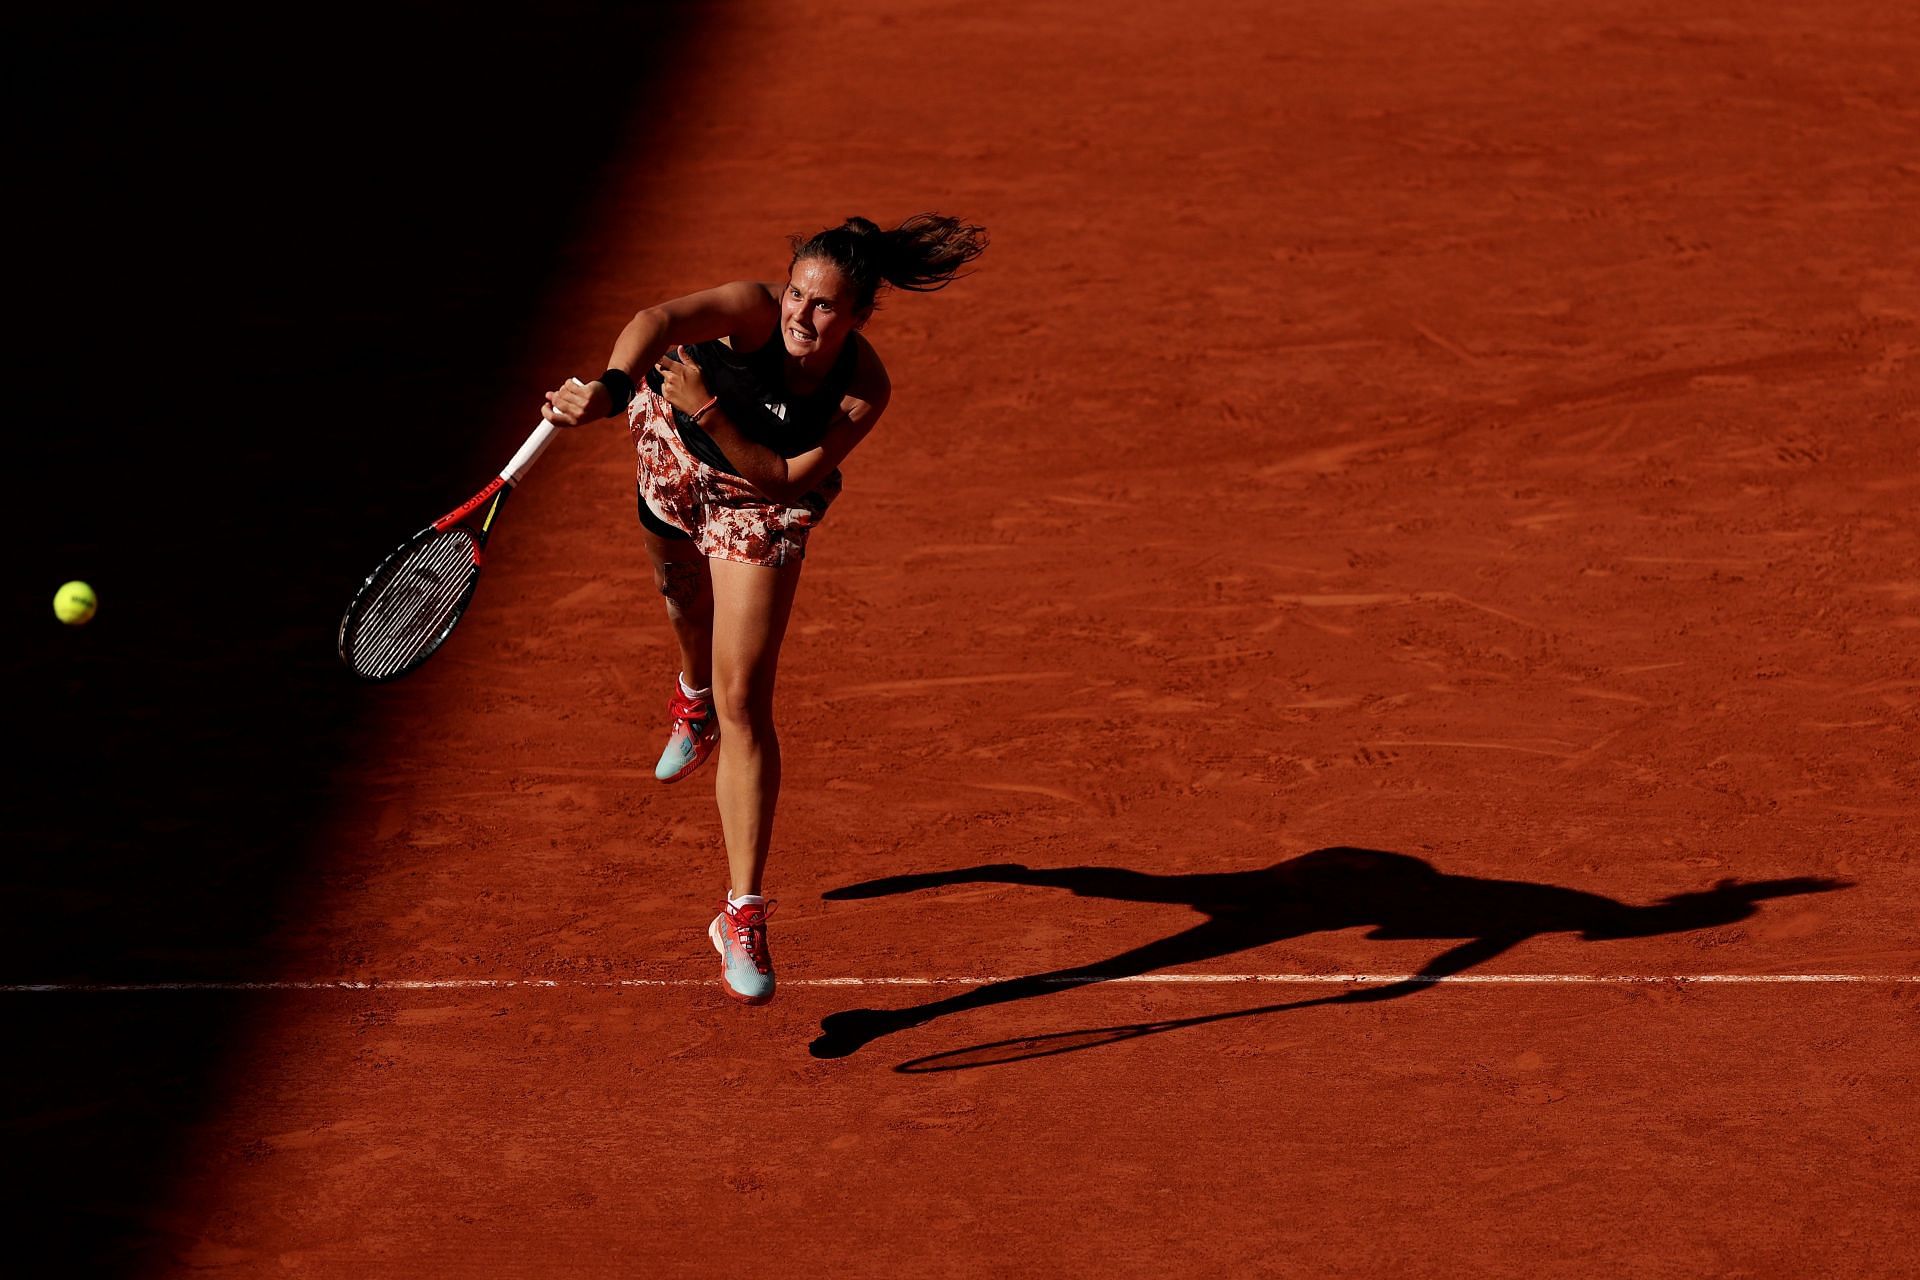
[336,400,569,681]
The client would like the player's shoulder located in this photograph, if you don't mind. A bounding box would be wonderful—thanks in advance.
[708,280,779,348]
[724,279,782,318]
[846,331,891,407]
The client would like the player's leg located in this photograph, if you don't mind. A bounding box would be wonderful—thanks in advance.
[638,489,712,684]
[637,490,718,782]
[703,550,804,1004]
[707,552,803,896]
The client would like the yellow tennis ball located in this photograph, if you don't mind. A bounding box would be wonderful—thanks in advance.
[54,580,97,626]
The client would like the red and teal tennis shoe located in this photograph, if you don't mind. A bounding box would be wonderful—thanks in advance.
[709,898,776,1005]
[655,685,719,783]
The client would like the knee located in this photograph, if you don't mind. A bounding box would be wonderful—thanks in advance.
[714,674,777,734]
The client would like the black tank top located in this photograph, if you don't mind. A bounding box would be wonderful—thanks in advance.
[645,329,859,478]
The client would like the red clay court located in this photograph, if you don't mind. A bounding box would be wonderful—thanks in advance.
[10,0,1918,1275]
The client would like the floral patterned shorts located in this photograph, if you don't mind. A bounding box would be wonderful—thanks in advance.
[628,387,838,569]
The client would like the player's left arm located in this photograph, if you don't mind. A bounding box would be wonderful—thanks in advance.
[779,349,890,503]
[666,337,891,505]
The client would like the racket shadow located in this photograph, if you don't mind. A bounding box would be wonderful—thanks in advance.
[806,849,1851,1071]
[892,954,1520,1072]
[895,993,1337,1073]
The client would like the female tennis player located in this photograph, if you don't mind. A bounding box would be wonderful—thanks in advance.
[540,214,987,1005]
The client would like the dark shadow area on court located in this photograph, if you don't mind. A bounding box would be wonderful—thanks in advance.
[807,849,1850,1069]
[3,4,692,1270]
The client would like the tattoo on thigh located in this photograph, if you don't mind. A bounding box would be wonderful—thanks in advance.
[660,559,704,607]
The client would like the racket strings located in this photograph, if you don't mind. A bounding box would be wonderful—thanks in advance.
[345,530,479,679]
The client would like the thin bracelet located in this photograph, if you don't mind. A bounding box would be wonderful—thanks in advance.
[689,396,718,423]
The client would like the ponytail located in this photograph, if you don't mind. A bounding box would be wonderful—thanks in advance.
[789,213,988,310]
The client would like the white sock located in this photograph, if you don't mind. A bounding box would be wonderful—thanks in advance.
[728,893,766,910]
[679,672,711,700]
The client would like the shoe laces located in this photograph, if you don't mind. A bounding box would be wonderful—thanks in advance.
[669,688,712,727]
[722,900,776,973]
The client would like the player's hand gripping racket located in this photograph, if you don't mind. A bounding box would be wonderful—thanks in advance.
[336,380,580,680]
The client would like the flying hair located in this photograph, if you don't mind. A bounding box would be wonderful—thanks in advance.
[789,213,989,310]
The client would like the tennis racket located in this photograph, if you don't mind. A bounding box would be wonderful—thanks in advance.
[336,381,579,680]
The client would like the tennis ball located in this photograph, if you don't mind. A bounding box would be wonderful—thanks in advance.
[54,580,97,626]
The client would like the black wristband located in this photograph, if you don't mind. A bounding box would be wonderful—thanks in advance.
[598,367,636,416]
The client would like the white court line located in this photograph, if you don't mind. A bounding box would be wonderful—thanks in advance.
[0,974,1914,993]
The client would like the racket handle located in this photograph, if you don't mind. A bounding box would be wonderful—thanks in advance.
[503,376,587,484]
[503,422,560,485]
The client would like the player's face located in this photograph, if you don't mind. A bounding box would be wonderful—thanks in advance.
[782,258,866,359]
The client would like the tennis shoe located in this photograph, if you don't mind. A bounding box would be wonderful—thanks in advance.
[655,686,719,783]
[709,899,776,1005]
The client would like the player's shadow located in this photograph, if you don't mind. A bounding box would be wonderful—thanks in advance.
[807,848,1849,1070]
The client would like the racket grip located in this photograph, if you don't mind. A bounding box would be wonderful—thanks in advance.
[503,421,560,484]
[503,376,586,484]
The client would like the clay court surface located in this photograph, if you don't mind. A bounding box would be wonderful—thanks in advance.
[10,0,1919,1275]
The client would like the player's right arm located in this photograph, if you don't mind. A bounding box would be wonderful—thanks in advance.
[543,281,779,426]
